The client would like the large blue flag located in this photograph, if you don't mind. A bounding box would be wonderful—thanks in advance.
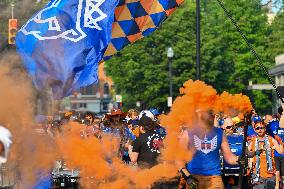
[16,0,119,99]
[16,0,184,99]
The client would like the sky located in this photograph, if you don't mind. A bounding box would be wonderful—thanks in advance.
[262,0,283,12]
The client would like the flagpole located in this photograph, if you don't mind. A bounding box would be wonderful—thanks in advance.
[196,0,201,80]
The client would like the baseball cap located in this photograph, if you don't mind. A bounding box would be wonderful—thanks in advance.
[138,115,155,131]
[252,115,262,123]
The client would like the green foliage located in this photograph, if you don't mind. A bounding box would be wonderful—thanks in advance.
[106,1,197,111]
[267,10,284,60]
[106,0,276,113]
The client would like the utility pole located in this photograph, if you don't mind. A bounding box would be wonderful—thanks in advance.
[196,0,201,80]
[11,3,14,19]
[167,47,174,107]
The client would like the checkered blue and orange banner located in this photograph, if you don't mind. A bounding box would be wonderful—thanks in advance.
[104,0,184,59]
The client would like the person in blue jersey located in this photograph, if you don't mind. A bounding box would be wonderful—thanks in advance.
[179,109,239,189]
[264,114,278,137]
[271,105,284,189]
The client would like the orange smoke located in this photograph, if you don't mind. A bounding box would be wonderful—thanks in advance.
[55,122,178,189]
[56,80,252,189]
[55,122,117,180]
[160,79,252,165]
[1,54,253,189]
[0,52,58,188]
[214,92,252,115]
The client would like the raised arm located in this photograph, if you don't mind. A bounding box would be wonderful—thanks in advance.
[176,128,190,170]
[129,139,140,163]
[214,114,220,127]
[178,128,189,146]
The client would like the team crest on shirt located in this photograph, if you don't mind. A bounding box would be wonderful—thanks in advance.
[193,135,217,154]
[147,134,163,153]
[278,129,284,135]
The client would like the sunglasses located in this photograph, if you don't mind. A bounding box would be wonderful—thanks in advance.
[255,127,265,131]
[225,125,233,129]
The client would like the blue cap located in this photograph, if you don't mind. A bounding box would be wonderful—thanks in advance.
[218,119,224,126]
[131,119,139,126]
[149,108,159,116]
[252,116,262,123]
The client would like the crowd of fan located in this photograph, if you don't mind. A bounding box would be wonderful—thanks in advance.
[40,106,284,189]
[211,107,284,189]
[2,106,284,189]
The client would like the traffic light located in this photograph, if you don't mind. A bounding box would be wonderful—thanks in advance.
[8,19,18,45]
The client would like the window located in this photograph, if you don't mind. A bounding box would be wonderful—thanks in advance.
[102,102,109,111]
[104,83,109,95]
[86,84,95,95]
[79,103,87,108]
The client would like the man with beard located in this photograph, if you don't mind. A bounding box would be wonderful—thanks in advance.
[179,109,239,189]
[248,120,284,189]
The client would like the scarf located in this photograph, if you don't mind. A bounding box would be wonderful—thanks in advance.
[254,135,273,182]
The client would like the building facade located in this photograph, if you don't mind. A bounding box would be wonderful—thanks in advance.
[269,54,284,111]
[269,54,284,87]
[36,62,115,115]
[60,62,114,114]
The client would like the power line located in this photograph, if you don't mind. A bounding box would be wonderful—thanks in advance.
[216,0,284,103]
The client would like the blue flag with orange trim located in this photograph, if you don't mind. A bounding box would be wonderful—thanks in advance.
[16,0,184,99]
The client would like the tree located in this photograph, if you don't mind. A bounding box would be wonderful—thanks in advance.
[201,0,273,113]
[267,10,284,60]
[106,0,274,113]
[106,1,197,111]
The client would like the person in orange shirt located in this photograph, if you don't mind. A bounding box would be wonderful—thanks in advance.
[248,121,284,189]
